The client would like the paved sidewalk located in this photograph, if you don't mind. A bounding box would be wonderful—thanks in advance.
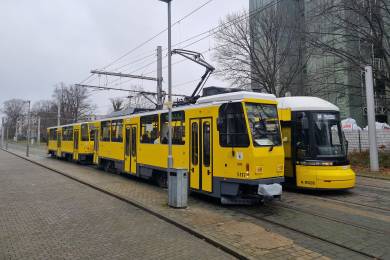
[3,149,338,260]
[0,150,235,260]
[5,145,378,259]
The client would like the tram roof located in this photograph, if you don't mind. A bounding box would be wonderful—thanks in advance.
[48,91,277,129]
[277,97,339,112]
[196,91,276,104]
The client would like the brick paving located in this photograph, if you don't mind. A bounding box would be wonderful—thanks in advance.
[3,145,381,259]
[0,150,235,260]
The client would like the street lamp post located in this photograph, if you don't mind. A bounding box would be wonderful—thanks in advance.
[1,118,4,149]
[159,0,173,172]
[26,100,31,157]
[364,66,379,171]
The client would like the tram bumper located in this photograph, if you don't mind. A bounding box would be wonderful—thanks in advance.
[258,183,282,198]
[296,165,355,189]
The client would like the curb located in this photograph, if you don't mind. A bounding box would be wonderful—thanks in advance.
[1,148,250,260]
[356,173,390,181]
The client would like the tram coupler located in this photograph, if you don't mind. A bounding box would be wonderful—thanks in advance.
[257,183,282,198]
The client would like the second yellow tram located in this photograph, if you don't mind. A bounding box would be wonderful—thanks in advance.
[278,97,355,189]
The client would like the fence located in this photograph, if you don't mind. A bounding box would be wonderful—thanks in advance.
[343,129,390,153]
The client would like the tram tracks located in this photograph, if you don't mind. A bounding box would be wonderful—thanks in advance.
[233,204,384,259]
[285,190,390,213]
[356,183,390,192]
[233,183,390,259]
[273,201,389,234]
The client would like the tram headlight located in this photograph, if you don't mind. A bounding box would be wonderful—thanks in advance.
[276,164,283,172]
[299,161,333,166]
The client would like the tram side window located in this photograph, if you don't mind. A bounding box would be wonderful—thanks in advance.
[203,122,211,167]
[218,103,249,147]
[49,129,57,140]
[111,120,123,142]
[101,121,111,142]
[89,124,95,141]
[81,124,89,141]
[131,126,136,156]
[191,122,198,165]
[62,126,73,141]
[160,111,185,145]
[140,115,159,144]
[125,128,130,156]
[295,112,310,159]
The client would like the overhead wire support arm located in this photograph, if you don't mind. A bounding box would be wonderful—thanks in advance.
[171,49,215,100]
[75,84,186,97]
[90,70,158,82]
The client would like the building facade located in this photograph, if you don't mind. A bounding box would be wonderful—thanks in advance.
[249,0,390,127]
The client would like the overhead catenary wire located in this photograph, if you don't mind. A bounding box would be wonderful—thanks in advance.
[78,0,215,86]
[105,0,282,87]
[110,42,231,88]
[97,0,215,71]
[79,0,282,95]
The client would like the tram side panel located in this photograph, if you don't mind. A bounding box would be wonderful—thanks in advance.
[47,128,58,156]
[76,123,95,162]
[136,111,187,176]
[97,120,125,170]
[278,108,295,181]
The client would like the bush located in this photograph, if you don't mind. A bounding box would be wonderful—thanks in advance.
[349,151,390,168]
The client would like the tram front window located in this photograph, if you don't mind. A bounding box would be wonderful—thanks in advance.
[245,103,281,147]
[313,113,344,157]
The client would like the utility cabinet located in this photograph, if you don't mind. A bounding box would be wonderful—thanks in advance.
[168,169,188,208]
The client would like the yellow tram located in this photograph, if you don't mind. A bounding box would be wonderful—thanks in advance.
[47,121,96,163]
[49,91,285,202]
[277,97,355,189]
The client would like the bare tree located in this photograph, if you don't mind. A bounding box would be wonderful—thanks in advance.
[32,100,58,141]
[1,99,26,137]
[307,0,390,93]
[110,97,124,112]
[213,9,309,97]
[53,83,95,123]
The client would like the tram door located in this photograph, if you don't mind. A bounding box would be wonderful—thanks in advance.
[56,131,61,157]
[93,129,99,164]
[124,125,137,174]
[73,130,79,160]
[189,118,213,192]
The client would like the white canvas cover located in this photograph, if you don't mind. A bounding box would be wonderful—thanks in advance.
[341,118,362,131]
[364,122,390,130]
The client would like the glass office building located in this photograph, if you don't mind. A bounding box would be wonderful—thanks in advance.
[250,0,389,126]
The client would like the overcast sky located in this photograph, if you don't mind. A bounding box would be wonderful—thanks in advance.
[0,0,248,115]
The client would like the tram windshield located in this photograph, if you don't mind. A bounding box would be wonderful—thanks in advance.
[313,112,344,157]
[295,111,346,160]
[245,103,281,147]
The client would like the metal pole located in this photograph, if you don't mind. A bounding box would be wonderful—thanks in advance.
[167,0,173,171]
[157,46,163,109]
[364,66,379,171]
[26,101,31,157]
[15,119,18,142]
[6,126,8,150]
[57,96,61,126]
[1,118,4,149]
[37,116,41,145]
